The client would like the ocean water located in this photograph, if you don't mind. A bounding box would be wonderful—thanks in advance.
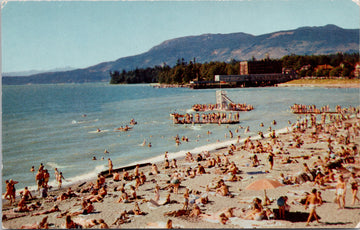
[2,83,359,192]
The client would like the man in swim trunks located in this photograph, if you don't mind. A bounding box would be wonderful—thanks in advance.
[35,170,44,192]
[305,188,321,226]
[336,174,346,209]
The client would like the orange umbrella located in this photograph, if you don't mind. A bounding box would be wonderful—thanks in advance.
[245,178,284,191]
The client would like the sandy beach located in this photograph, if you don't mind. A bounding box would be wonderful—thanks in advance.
[2,105,360,229]
[278,78,360,88]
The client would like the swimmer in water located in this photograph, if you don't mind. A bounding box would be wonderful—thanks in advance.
[97,128,101,133]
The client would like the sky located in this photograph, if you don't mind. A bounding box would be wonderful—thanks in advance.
[1,0,359,73]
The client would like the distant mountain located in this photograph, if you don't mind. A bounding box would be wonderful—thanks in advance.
[3,24,359,85]
[3,66,75,77]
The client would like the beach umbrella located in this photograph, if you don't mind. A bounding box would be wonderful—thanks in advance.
[245,178,284,191]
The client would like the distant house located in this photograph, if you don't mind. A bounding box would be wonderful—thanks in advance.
[315,64,333,72]
[239,60,283,75]
[300,64,311,71]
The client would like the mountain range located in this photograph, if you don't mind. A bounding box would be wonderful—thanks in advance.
[3,24,359,85]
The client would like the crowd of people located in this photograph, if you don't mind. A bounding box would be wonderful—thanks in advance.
[172,112,240,124]
[2,105,360,229]
[192,103,254,112]
[290,104,357,115]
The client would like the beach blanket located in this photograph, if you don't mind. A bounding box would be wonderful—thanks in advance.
[228,217,283,228]
[202,216,283,228]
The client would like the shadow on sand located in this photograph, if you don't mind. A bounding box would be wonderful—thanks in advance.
[274,209,320,223]
[273,209,353,226]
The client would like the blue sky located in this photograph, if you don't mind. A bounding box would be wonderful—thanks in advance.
[2,0,359,73]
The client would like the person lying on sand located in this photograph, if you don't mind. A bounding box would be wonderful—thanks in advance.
[20,216,48,229]
[72,217,98,228]
[69,200,95,216]
[112,210,131,226]
[13,197,31,213]
[86,185,107,203]
[31,204,60,216]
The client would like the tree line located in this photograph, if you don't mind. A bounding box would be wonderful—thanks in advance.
[110,53,359,84]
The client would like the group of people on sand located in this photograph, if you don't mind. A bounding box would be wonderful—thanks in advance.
[291,104,357,115]
[173,112,240,124]
[192,103,254,112]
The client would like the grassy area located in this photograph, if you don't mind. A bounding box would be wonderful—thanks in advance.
[284,78,360,85]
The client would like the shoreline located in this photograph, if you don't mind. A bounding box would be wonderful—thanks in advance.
[3,109,360,228]
[278,78,360,88]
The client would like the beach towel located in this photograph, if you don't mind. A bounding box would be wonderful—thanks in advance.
[228,217,283,228]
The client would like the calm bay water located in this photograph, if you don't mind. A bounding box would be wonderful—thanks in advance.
[2,83,359,192]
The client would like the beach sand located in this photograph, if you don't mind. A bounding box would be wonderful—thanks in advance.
[2,109,360,229]
[278,78,360,88]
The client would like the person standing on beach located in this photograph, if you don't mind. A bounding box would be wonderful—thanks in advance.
[268,152,274,170]
[336,174,346,209]
[108,158,113,175]
[349,172,359,205]
[154,184,160,201]
[277,196,288,219]
[305,188,321,226]
[35,170,44,192]
[43,169,50,188]
[57,172,65,189]
[4,179,17,205]
[54,168,60,181]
